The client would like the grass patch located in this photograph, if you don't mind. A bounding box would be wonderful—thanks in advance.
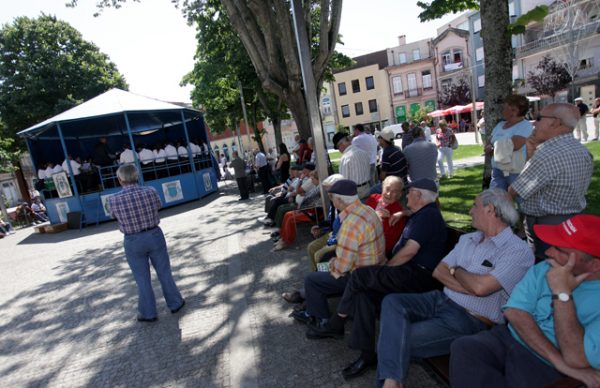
[439,141,600,230]
[453,144,484,160]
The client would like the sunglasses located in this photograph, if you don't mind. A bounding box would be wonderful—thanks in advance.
[536,114,559,121]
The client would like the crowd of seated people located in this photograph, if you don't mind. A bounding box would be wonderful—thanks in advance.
[35,137,215,197]
[250,102,598,387]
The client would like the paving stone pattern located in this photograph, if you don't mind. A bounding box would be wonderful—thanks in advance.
[0,182,445,387]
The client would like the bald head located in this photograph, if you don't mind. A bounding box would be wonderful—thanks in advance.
[533,103,579,143]
[547,103,579,129]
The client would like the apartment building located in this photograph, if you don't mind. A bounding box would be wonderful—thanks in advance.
[513,0,600,103]
[431,27,472,108]
[330,50,392,132]
[386,35,437,123]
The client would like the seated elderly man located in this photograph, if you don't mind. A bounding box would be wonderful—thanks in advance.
[306,179,447,379]
[364,176,407,258]
[290,179,386,330]
[450,214,600,388]
[31,197,49,222]
[375,189,534,388]
[263,165,302,214]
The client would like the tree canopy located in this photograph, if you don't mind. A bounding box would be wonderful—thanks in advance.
[181,0,289,150]
[70,0,346,141]
[0,14,128,154]
[527,55,571,100]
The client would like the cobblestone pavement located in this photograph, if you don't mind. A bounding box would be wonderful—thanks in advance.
[0,182,445,387]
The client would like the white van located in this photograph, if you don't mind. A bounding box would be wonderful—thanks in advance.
[382,124,404,139]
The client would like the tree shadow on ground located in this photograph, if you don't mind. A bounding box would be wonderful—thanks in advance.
[0,183,446,387]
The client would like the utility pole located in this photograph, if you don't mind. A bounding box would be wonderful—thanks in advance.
[290,0,330,211]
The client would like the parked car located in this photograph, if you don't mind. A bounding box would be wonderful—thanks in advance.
[382,124,404,139]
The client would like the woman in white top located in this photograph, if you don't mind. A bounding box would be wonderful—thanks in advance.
[485,95,533,190]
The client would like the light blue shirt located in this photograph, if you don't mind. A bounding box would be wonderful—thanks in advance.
[255,152,267,168]
[443,227,534,323]
[504,262,600,369]
[490,119,533,168]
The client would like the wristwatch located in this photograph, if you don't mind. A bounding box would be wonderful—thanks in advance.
[552,292,571,302]
[449,267,456,276]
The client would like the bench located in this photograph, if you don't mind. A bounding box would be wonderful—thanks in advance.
[423,226,583,388]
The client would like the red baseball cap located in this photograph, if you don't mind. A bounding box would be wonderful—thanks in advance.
[534,215,600,258]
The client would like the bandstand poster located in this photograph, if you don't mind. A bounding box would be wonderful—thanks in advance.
[162,180,184,203]
[53,172,73,198]
[55,202,70,223]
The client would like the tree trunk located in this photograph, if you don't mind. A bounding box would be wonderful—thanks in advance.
[285,89,312,140]
[219,0,342,142]
[480,0,513,189]
[272,117,283,147]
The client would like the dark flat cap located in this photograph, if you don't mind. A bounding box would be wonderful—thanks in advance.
[303,162,316,171]
[407,178,438,193]
[328,179,357,196]
[332,132,349,150]
[291,165,303,171]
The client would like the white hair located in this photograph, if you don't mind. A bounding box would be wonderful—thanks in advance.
[415,188,438,204]
[330,193,358,204]
[478,188,519,226]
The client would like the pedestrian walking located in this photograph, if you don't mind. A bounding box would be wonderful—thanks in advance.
[108,164,185,322]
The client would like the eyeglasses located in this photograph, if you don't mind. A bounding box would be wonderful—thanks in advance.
[536,114,559,121]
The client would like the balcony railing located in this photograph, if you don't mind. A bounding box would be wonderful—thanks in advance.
[442,62,464,72]
[516,20,600,57]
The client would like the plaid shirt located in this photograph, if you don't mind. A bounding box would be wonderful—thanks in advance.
[512,134,593,216]
[108,184,162,235]
[331,200,386,276]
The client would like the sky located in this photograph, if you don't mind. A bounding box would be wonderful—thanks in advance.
[1,0,463,103]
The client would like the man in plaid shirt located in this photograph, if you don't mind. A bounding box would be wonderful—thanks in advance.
[108,164,185,322]
[509,103,593,261]
[290,180,386,332]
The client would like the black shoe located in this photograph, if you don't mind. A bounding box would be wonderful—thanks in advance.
[282,290,304,304]
[270,231,280,238]
[341,354,377,380]
[170,300,185,314]
[137,316,158,323]
[289,309,314,325]
[306,320,344,340]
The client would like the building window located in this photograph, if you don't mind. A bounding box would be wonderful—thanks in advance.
[368,99,378,113]
[476,47,484,62]
[392,76,403,95]
[441,51,452,65]
[351,79,360,93]
[338,82,347,96]
[422,70,432,89]
[365,76,375,90]
[580,58,594,69]
[453,50,463,63]
[398,52,407,64]
[412,49,420,61]
[473,18,481,33]
[478,75,485,87]
[341,104,350,117]
[355,102,364,116]
[407,73,418,96]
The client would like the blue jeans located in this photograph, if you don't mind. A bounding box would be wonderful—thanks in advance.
[304,271,348,319]
[376,290,488,387]
[490,167,519,191]
[124,227,183,319]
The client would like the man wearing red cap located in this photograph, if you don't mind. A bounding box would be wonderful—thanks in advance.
[450,214,600,387]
